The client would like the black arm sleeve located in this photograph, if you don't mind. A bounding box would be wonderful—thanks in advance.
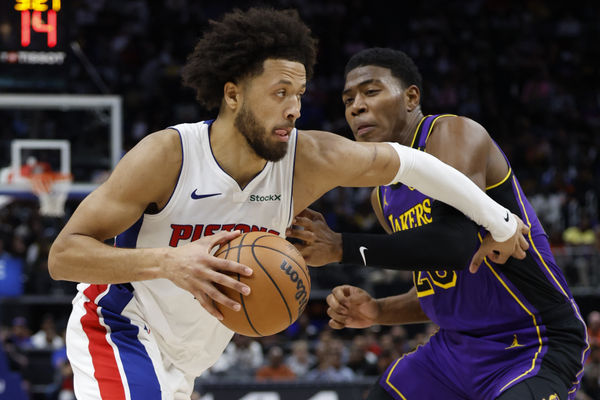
[341,201,480,270]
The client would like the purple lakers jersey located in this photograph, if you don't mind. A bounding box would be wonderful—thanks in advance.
[377,114,589,399]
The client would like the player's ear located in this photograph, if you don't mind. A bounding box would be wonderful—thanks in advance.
[405,85,420,112]
[223,82,241,111]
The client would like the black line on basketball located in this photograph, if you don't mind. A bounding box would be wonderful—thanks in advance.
[227,243,309,283]
[250,239,293,325]
[215,240,232,259]
[237,233,261,336]
[226,242,304,267]
[254,236,307,278]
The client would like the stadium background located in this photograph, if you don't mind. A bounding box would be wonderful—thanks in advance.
[0,0,599,399]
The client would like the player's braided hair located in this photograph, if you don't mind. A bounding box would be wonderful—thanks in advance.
[182,7,318,110]
[344,48,423,92]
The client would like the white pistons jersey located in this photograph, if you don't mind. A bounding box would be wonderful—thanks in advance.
[70,120,297,385]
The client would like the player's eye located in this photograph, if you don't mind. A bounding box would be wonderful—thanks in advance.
[343,97,354,106]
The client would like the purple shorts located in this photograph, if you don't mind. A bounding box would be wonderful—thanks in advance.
[379,328,556,400]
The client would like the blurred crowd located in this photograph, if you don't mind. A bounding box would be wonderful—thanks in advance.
[1,0,600,399]
[0,314,71,399]
[4,309,600,399]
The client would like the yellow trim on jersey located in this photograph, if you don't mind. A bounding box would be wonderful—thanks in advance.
[423,114,457,146]
[480,250,543,392]
[487,176,589,394]
[514,174,590,393]
[384,333,434,399]
[512,176,569,298]
[385,357,409,400]
[568,298,590,394]
[486,168,512,191]
[376,186,391,232]
[375,186,385,215]
[409,117,427,148]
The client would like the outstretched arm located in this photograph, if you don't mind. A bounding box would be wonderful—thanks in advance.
[292,128,528,266]
[288,204,528,270]
[288,204,477,269]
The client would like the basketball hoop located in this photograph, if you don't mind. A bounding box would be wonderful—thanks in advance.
[29,171,72,217]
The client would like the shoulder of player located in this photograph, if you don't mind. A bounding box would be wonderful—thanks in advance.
[427,115,490,153]
[126,129,182,168]
[102,129,182,200]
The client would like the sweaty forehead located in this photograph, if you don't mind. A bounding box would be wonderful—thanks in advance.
[344,65,399,91]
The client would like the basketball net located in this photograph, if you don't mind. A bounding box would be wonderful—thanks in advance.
[29,172,72,217]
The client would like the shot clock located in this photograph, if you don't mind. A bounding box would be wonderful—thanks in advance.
[15,0,62,48]
[1,0,69,91]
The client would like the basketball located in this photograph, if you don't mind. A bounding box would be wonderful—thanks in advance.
[214,231,310,337]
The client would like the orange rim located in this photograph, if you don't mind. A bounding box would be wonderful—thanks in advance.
[29,172,73,194]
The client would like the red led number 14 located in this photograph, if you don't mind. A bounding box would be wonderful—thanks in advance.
[21,10,57,48]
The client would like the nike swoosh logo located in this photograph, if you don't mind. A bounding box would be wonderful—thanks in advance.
[191,190,222,200]
[359,246,368,266]
[504,212,509,222]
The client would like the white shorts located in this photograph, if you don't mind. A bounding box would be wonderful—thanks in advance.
[66,284,196,400]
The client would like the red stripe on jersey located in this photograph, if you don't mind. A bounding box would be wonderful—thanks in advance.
[81,284,126,399]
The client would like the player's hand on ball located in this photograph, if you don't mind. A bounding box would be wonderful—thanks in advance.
[286,208,342,267]
[469,214,530,273]
[213,232,310,336]
[162,230,253,320]
[327,285,379,329]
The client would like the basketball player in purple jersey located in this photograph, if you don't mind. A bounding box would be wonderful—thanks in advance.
[287,48,589,400]
[49,10,528,399]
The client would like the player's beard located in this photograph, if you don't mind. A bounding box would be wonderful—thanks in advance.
[234,103,288,162]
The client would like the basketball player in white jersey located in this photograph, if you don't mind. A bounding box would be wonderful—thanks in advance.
[48,7,529,400]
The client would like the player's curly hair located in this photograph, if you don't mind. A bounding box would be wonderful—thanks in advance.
[182,7,318,110]
[344,48,423,92]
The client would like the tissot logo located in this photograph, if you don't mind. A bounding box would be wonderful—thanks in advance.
[249,194,281,202]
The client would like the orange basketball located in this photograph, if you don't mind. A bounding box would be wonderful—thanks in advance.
[214,231,310,337]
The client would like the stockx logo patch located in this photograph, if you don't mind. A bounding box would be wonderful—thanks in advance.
[249,193,282,202]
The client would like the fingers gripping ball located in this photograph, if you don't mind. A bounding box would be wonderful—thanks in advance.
[214,232,310,337]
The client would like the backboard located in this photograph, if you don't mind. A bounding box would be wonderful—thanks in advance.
[0,94,122,200]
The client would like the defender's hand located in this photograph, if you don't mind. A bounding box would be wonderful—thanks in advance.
[285,208,342,267]
[327,285,380,329]
[162,230,253,320]
[469,214,530,273]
